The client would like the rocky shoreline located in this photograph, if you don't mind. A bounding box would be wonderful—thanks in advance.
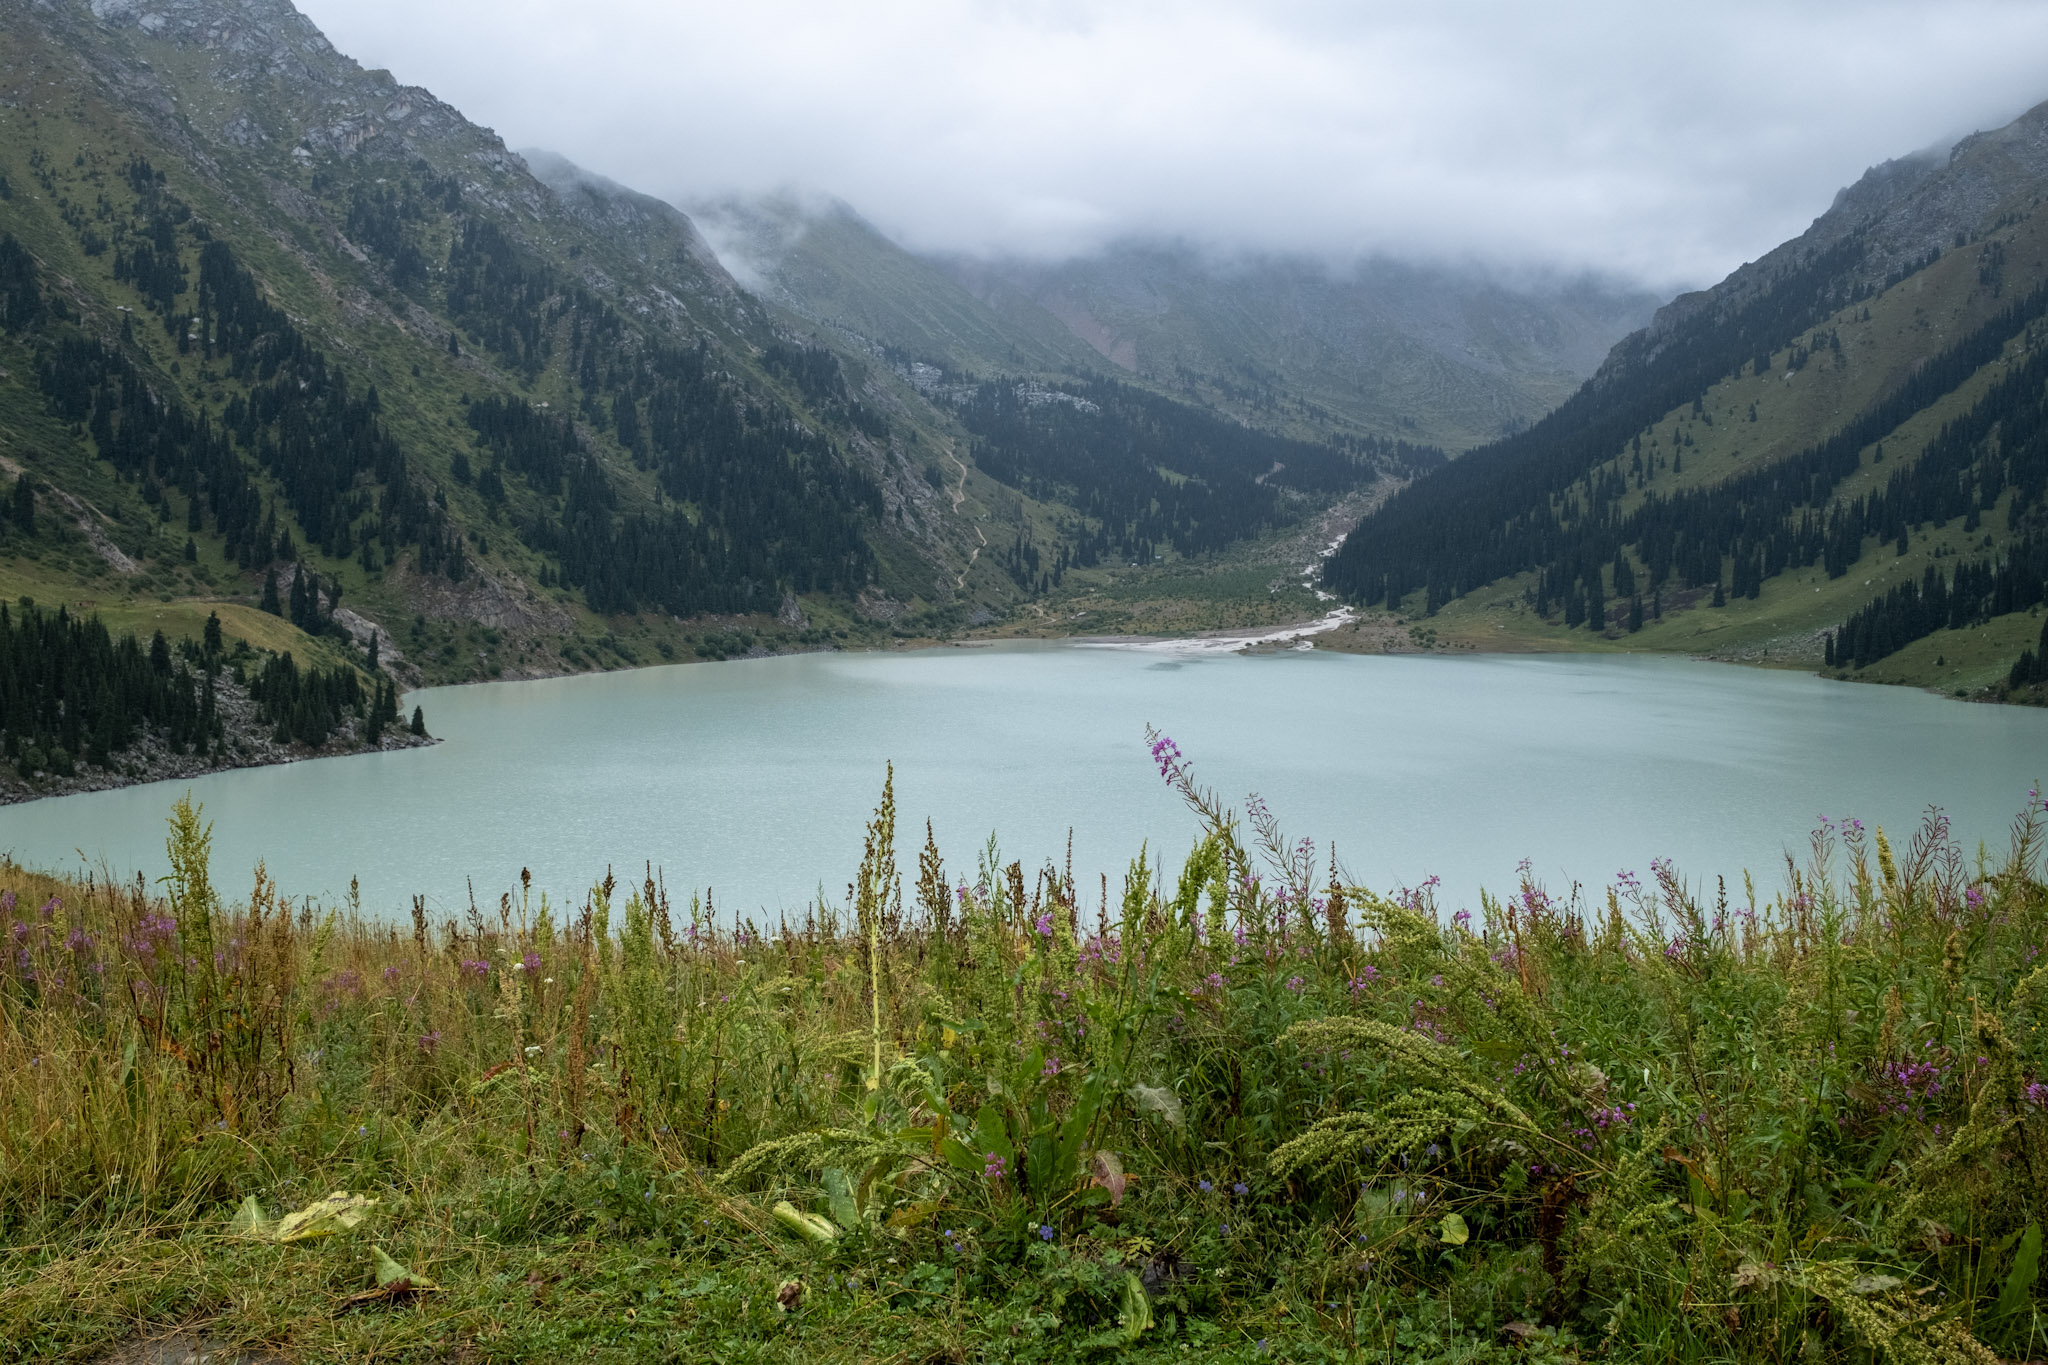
[0,667,436,807]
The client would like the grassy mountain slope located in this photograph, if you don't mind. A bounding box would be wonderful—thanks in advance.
[1324,98,2048,702]
[0,0,1017,695]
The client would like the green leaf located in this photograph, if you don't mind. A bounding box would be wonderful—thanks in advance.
[939,1137,982,1175]
[1995,1224,2042,1321]
[1119,1270,1154,1342]
[973,1104,1014,1166]
[822,1167,861,1232]
[273,1190,377,1242]
[227,1195,271,1239]
[1128,1084,1184,1127]
[772,1200,839,1244]
[371,1245,436,1290]
[1438,1212,1470,1246]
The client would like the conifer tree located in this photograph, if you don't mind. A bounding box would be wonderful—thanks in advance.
[259,570,280,616]
[409,705,427,738]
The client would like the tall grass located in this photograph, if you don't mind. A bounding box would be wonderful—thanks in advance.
[1,746,2044,1363]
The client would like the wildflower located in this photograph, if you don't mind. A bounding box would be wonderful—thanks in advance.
[1039,1225,1055,1242]
[1199,1180,1213,1192]
[1452,910,1471,929]
[1285,975,1304,993]
[1965,886,1986,910]
[1233,1182,1248,1196]
[983,1152,1006,1181]
[1034,911,1053,937]
[1042,1055,1060,1076]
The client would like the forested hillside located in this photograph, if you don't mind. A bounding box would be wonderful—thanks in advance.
[0,0,1397,733]
[1324,100,2048,700]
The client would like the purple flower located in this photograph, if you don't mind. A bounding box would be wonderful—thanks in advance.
[983,1152,1006,1181]
[1233,1182,1248,1196]
[460,958,490,979]
[523,951,542,975]
[1198,1180,1213,1192]
[1038,1225,1055,1242]
[1034,912,1053,937]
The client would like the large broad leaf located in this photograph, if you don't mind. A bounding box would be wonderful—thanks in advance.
[371,1245,438,1291]
[1128,1084,1184,1127]
[1995,1224,2042,1321]
[1438,1212,1470,1246]
[772,1200,839,1244]
[228,1195,272,1239]
[1089,1151,1128,1207]
[273,1191,378,1243]
[231,1191,377,1243]
[1051,1073,1108,1189]
[822,1167,862,1232]
[973,1104,1015,1167]
[1119,1271,1154,1342]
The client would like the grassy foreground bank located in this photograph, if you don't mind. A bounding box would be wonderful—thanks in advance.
[2,745,2046,1364]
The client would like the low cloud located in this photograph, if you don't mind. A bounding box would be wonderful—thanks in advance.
[298,0,2048,291]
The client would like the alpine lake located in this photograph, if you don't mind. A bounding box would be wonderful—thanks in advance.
[6,642,2046,923]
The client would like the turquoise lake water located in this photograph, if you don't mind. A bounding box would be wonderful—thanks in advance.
[4,643,2044,922]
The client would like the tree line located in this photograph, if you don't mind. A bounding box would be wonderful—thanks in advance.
[0,600,216,776]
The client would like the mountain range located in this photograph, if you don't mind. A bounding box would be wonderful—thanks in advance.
[0,0,2043,779]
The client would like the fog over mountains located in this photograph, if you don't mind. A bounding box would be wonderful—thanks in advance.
[667,188,1659,452]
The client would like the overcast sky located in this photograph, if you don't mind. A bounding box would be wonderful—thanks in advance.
[293,0,2048,292]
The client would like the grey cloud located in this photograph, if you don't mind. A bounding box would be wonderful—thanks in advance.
[295,0,2048,290]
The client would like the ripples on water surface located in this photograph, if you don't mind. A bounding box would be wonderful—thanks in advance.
[11,644,2047,920]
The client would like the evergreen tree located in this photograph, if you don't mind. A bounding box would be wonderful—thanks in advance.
[409,705,427,738]
[259,569,281,616]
